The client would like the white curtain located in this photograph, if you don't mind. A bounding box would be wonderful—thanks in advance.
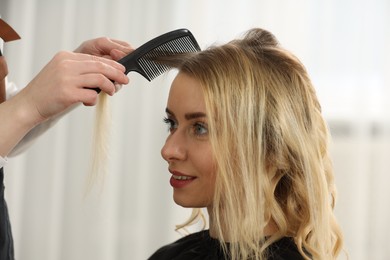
[1,0,389,259]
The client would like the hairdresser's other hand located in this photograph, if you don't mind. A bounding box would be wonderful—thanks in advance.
[15,51,129,125]
[74,37,134,61]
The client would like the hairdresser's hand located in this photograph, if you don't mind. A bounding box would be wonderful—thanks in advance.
[15,51,129,125]
[75,37,133,93]
[74,37,134,61]
[0,38,133,158]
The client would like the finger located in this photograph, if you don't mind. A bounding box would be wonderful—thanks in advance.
[79,60,129,84]
[75,88,99,106]
[60,82,99,106]
[110,49,130,61]
[90,55,126,73]
[63,52,126,72]
[101,54,112,60]
[96,37,133,56]
[78,73,117,96]
[87,54,127,72]
[109,38,132,48]
[114,83,123,93]
[60,58,128,86]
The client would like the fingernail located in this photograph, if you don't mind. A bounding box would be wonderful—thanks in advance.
[114,83,123,93]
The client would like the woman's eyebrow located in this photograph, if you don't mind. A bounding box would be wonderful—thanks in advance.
[165,108,206,120]
[165,108,174,116]
[184,112,206,120]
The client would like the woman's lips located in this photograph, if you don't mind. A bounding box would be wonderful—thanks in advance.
[169,170,196,188]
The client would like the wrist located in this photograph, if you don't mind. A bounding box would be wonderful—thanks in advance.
[10,88,46,128]
[0,94,42,157]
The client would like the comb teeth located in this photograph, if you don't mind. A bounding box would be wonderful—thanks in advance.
[138,35,200,81]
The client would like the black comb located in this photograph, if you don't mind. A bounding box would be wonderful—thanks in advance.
[93,28,201,93]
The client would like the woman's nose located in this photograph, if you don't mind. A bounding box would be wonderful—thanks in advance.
[161,132,187,162]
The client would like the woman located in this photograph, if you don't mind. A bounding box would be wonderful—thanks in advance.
[150,28,344,259]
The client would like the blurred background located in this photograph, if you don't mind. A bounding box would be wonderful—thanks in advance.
[1,0,389,259]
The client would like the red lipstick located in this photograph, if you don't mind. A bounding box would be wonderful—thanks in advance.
[169,170,196,188]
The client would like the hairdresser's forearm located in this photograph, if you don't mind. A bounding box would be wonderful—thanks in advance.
[0,91,43,157]
[9,103,78,156]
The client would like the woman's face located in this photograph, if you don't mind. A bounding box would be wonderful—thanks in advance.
[161,72,216,208]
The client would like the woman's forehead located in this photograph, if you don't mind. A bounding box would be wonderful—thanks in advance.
[167,73,206,116]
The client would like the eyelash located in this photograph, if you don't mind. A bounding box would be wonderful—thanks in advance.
[163,117,177,132]
[163,117,208,137]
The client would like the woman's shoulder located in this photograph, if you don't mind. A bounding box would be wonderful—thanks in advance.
[148,230,223,260]
[267,237,306,260]
[148,231,305,260]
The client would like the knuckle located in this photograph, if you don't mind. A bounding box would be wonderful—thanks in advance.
[85,95,98,106]
[99,36,110,44]
[56,60,71,73]
[95,60,106,70]
[54,51,71,61]
[96,74,108,86]
[53,51,74,71]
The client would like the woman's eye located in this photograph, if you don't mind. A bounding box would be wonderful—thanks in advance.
[163,117,177,132]
[193,122,208,136]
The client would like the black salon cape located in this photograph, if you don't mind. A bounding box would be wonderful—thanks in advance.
[148,230,305,260]
[0,168,14,260]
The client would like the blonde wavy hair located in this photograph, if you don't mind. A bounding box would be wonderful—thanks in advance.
[86,92,111,194]
[161,28,344,259]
